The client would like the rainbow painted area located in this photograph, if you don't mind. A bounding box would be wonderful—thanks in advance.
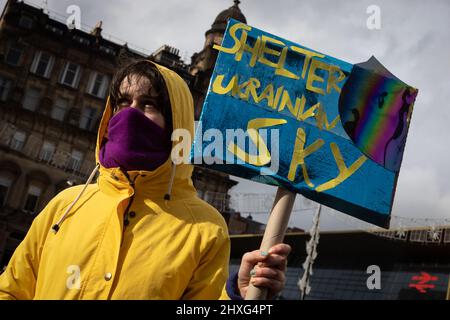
[339,57,418,172]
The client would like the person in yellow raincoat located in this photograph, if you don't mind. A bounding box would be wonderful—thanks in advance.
[0,60,290,300]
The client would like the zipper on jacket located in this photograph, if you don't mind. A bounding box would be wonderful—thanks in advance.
[120,169,139,240]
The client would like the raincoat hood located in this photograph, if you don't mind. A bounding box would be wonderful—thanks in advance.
[96,61,196,201]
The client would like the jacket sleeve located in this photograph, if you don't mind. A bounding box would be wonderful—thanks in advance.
[181,225,232,300]
[222,271,243,300]
[0,203,54,300]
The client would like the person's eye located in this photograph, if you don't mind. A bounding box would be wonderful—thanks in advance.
[143,101,158,110]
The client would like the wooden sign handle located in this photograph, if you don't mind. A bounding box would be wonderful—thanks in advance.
[245,187,296,300]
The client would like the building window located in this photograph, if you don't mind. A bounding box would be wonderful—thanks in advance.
[79,106,97,131]
[9,131,27,152]
[19,16,34,29]
[23,185,42,214]
[0,176,12,207]
[0,76,12,101]
[39,141,56,163]
[50,97,69,121]
[30,51,54,78]
[87,72,109,98]
[67,107,81,126]
[99,45,115,55]
[60,62,81,88]
[22,87,42,111]
[73,35,90,46]
[5,45,23,66]
[45,24,64,36]
[67,150,83,172]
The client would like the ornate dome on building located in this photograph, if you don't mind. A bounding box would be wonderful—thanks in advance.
[206,0,247,36]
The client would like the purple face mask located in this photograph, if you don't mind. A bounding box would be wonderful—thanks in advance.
[99,107,172,172]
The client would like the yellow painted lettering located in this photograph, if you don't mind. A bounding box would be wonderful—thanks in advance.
[213,23,251,56]
[258,35,283,68]
[315,143,367,192]
[212,74,239,96]
[306,59,328,95]
[327,65,346,94]
[258,35,299,80]
[297,98,319,122]
[290,46,325,79]
[278,90,300,118]
[244,36,262,67]
[315,104,340,131]
[272,85,284,110]
[275,46,300,80]
[288,128,325,187]
[228,118,287,166]
[238,78,260,101]
[255,83,274,107]
[246,78,261,102]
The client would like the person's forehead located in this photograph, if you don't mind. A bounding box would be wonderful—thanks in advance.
[119,74,152,96]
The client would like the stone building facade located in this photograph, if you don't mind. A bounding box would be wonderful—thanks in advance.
[0,0,248,268]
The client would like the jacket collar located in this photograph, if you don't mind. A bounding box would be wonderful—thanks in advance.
[97,160,197,201]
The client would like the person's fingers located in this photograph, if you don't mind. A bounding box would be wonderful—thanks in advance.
[239,246,290,298]
[257,254,288,271]
[250,277,284,293]
[241,244,290,268]
[252,266,285,282]
[268,243,291,256]
[238,250,269,289]
[240,250,270,269]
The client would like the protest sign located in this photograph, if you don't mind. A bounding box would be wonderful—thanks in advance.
[191,19,418,228]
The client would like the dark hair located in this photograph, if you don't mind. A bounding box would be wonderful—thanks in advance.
[109,60,172,132]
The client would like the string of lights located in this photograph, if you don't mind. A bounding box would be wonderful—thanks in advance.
[229,193,450,244]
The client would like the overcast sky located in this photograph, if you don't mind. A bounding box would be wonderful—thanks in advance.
[2,0,450,231]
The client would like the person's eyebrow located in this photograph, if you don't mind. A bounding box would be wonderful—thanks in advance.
[137,94,152,99]
[136,94,159,102]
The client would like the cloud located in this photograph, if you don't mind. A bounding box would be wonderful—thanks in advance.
[394,166,450,220]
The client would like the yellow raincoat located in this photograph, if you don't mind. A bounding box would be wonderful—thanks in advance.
[0,62,232,299]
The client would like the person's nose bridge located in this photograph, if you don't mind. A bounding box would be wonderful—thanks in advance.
[130,99,140,109]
